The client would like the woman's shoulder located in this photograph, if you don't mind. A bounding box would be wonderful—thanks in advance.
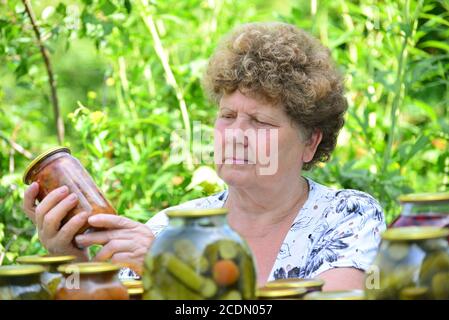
[305,177,384,223]
[145,190,228,236]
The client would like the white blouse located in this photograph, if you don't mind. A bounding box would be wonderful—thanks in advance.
[118,177,386,281]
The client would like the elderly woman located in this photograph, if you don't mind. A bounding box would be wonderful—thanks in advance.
[23,22,385,290]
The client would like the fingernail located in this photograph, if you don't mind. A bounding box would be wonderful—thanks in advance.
[60,186,68,194]
[75,235,84,243]
[88,215,98,223]
[31,182,38,188]
[68,193,78,201]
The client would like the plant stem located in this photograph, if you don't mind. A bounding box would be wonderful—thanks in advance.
[22,0,64,145]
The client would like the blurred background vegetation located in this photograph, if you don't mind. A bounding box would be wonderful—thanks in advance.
[0,0,448,265]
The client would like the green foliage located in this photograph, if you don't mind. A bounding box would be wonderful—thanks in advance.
[0,0,448,264]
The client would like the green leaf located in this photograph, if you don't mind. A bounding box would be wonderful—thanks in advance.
[124,0,132,14]
[100,0,118,16]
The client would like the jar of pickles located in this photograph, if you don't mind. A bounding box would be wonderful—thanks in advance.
[365,226,449,300]
[257,286,307,300]
[23,146,117,236]
[16,254,76,298]
[390,192,449,229]
[55,262,129,300]
[0,265,51,300]
[265,278,324,294]
[142,208,257,300]
[303,290,365,300]
[122,279,143,300]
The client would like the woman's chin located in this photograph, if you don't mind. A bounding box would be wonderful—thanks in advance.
[219,166,255,187]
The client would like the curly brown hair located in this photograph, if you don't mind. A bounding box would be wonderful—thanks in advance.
[202,22,348,170]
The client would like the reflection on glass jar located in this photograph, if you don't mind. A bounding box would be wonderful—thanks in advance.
[365,226,449,300]
[142,208,257,300]
[390,192,449,231]
[265,278,324,294]
[257,286,307,300]
[55,262,129,300]
[0,265,51,300]
[16,254,76,298]
[23,146,117,236]
[303,290,365,300]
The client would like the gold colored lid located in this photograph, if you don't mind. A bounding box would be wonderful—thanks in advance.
[121,280,143,289]
[23,146,71,184]
[265,278,325,290]
[256,286,307,299]
[381,226,449,241]
[0,265,46,276]
[398,192,449,203]
[166,208,228,218]
[57,262,121,275]
[303,290,365,300]
[17,255,76,265]
[128,287,144,296]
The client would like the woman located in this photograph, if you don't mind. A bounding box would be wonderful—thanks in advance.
[23,22,385,290]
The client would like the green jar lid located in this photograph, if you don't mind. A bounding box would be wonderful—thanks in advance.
[0,265,46,277]
[265,278,325,290]
[58,262,121,275]
[256,286,307,299]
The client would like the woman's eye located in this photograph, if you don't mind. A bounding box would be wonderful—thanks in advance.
[255,119,272,126]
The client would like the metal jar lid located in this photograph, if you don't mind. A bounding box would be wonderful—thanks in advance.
[398,192,449,203]
[303,289,365,300]
[0,265,46,277]
[381,226,449,241]
[166,208,228,218]
[23,146,71,184]
[265,278,325,290]
[256,286,307,299]
[17,254,76,265]
[58,262,121,275]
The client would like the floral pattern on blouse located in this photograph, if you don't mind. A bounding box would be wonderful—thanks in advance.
[119,177,386,281]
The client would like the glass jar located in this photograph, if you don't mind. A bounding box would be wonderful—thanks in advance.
[257,286,307,300]
[122,279,143,300]
[303,290,365,300]
[142,208,257,300]
[0,265,51,300]
[365,226,449,300]
[23,146,117,235]
[265,278,324,293]
[16,254,76,298]
[55,262,129,300]
[390,192,449,229]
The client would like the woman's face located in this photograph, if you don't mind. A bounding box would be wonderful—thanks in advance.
[214,90,321,189]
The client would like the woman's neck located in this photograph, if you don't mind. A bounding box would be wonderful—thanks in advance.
[225,176,309,238]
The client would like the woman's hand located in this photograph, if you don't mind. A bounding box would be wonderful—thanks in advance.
[74,214,155,275]
[23,182,90,262]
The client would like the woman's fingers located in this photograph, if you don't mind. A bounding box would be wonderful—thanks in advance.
[88,214,138,230]
[42,193,79,237]
[94,239,134,262]
[23,182,39,223]
[55,211,90,248]
[35,186,69,227]
[111,252,141,274]
[75,229,122,247]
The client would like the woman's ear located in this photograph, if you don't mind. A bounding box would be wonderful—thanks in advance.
[302,129,323,163]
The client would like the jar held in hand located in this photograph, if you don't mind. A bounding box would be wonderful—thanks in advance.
[23,146,117,236]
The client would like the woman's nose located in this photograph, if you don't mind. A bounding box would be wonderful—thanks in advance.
[224,118,250,147]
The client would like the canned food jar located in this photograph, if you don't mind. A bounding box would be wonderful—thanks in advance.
[365,226,449,300]
[0,265,51,300]
[55,262,129,300]
[16,254,76,298]
[390,192,449,229]
[303,290,365,300]
[257,286,307,300]
[265,278,324,293]
[142,208,257,300]
[23,146,117,235]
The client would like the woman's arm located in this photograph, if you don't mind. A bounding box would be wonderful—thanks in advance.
[317,268,366,291]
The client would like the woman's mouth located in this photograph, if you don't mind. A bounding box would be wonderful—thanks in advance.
[224,158,250,164]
